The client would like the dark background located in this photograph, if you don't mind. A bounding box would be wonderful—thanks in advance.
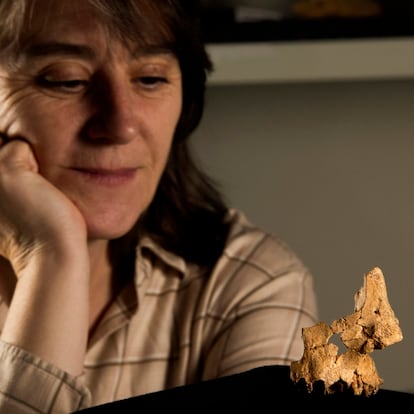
[200,1,414,43]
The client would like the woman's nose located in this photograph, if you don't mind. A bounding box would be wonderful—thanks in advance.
[84,78,139,144]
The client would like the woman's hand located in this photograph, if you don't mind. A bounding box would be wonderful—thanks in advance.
[0,136,87,277]
[0,136,90,375]
[0,136,87,303]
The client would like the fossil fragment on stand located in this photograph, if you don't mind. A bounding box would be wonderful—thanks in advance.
[290,267,403,396]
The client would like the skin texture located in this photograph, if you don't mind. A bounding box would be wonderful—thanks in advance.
[0,0,182,375]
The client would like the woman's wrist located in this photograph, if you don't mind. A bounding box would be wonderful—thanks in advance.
[1,242,90,376]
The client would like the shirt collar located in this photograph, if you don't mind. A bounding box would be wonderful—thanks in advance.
[135,236,187,278]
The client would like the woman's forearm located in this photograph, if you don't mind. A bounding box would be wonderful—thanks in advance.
[1,244,90,376]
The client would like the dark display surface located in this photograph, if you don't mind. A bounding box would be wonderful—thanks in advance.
[75,365,414,413]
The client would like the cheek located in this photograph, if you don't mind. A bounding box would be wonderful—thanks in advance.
[0,78,38,133]
[6,108,66,166]
[0,91,81,163]
[0,90,65,142]
[150,99,182,165]
[0,93,28,136]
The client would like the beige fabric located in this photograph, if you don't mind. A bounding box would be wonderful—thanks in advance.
[0,209,318,413]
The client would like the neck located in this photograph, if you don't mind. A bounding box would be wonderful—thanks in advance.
[87,239,113,333]
[88,239,111,285]
[87,236,136,334]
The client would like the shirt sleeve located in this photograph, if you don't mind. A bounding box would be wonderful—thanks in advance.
[0,340,91,414]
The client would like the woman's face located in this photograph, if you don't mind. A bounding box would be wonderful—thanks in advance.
[0,0,182,240]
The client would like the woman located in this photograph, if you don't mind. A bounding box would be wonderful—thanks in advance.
[0,0,318,412]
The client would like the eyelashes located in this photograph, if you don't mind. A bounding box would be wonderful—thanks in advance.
[36,75,169,95]
[137,76,168,87]
[36,77,88,93]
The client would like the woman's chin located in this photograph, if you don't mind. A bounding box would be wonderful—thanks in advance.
[85,217,139,241]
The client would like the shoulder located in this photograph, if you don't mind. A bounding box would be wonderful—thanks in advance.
[223,208,309,279]
[202,208,318,321]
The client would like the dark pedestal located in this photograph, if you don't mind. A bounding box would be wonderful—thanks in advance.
[75,365,414,413]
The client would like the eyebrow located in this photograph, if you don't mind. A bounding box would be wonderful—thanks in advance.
[21,42,176,63]
[23,42,97,61]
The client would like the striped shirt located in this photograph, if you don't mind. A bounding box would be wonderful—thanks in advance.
[0,209,318,413]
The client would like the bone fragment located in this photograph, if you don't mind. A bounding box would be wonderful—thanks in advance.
[290,267,403,396]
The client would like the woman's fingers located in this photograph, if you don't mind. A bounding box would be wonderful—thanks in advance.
[0,137,39,173]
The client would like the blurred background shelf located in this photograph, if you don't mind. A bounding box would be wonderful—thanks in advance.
[201,0,414,84]
[206,37,414,85]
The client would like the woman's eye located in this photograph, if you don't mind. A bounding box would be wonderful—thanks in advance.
[137,76,168,88]
[36,76,88,93]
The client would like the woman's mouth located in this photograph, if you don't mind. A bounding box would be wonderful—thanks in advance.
[71,167,139,186]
